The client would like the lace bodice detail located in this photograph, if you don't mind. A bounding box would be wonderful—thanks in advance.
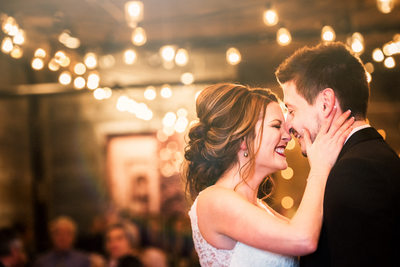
[188,196,299,267]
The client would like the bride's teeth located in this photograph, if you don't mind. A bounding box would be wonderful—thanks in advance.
[275,147,284,154]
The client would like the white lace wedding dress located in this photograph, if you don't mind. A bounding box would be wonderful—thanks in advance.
[188,197,299,267]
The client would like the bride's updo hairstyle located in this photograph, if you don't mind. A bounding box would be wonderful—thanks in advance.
[184,83,278,200]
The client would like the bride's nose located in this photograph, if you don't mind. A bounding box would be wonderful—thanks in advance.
[282,124,292,142]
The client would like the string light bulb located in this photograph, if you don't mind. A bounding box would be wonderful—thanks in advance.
[123,49,137,65]
[1,37,13,54]
[277,27,292,46]
[384,56,395,68]
[263,8,278,26]
[160,45,176,62]
[125,1,144,28]
[226,47,242,65]
[175,48,189,66]
[10,46,23,59]
[348,32,364,55]
[181,72,194,85]
[59,71,72,85]
[372,48,384,62]
[144,86,157,100]
[376,0,395,14]
[74,77,86,89]
[34,48,46,58]
[131,27,147,46]
[31,58,44,70]
[87,72,100,90]
[84,52,97,69]
[321,25,336,42]
[13,29,25,45]
[161,84,172,98]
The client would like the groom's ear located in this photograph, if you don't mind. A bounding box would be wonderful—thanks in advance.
[317,88,336,118]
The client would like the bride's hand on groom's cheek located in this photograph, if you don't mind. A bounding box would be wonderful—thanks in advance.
[305,108,355,170]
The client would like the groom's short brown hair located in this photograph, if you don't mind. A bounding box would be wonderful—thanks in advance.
[275,42,370,119]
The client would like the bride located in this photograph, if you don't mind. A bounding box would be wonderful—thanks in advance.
[183,83,353,266]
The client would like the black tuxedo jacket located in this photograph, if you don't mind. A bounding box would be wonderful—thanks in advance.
[301,127,400,267]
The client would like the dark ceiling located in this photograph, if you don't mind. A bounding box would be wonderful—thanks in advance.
[0,0,399,96]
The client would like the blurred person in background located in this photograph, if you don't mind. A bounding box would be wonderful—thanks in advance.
[34,216,90,267]
[0,227,27,267]
[105,223,142,267]
[140,247,168,267]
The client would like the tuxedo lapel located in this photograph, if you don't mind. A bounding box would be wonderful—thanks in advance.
[337,127,383,161]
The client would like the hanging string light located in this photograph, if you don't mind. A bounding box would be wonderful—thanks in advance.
[10,45,23,59]
[175,48,189,66]
[160,84,173,98]
[1,37,13,54]
[226,47,241,65]
[348,32,364,55]
[376,0,395,14]
[123,49,137,65]
[384,56,395,68]
[31,58,44,70]
[372,48,385,62]
[84,52,97,69]
[263,7,279,26]
[59,71,72,85]
[277,27,292,46]
[160,45,176,62]
[131,27,147,46]
[321,25,336,42]
[125,1,144,28]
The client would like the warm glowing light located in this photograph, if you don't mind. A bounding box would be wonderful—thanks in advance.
[131,27,147,46]
[123,49,137,65]
[65,37,80,49]
[281,196,294,209]
[160,84,172,98]
[156,129,168,142]
[31,58,44,70]
[74,63,86,75]
[74,77,86,90]
[365,62,374,73]
[125,1,144,27]
[84,52,97,69]
[10,46,23,59]
[175,116,189,133]
[281,167,294,180]
[263,9,278,26]
[160,45,176,62]
[87,72,100,90]
[93,88,111,100]
[277,28,292,46]
[384,56,395,68]
[13,29,25,45]
[226,47,241,65]
[377,129,386,139]
[1,37,13,54]
[55,51,70,67]
[59,71,72,85]
[372,48,384,62]
[48,59,60,71]
[177,108,188,118]
[144,86,157,100]
[99,55,116,69]
[349,32,364,54]
[175,48,189,66]
[163,112,177,127]
[34,48,46,58]
[2,16,18,36]
[286,139,295,150]
[376,0,395,14]
[181,72,194,85]
[366,72,372,83]
[382,42,398,56]
[321,26,336,42]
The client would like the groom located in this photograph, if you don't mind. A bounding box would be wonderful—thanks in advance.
[275,42,400,266]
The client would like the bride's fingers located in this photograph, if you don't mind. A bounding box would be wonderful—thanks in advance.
[336,125,354,146]
[332,116,355,140]
[319,106,337,134]
[326,109,352,137]
[303,129,312,152]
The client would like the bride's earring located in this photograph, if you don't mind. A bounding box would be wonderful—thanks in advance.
[244,151,248,157]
